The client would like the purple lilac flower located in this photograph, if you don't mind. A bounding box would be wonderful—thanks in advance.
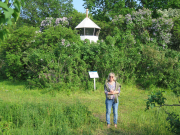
[125,14,132,24]
[55,17,69,26]
[66,44,71,47]
[61,39,65,45]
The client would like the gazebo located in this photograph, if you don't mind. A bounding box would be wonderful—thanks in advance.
[75,9,101,43]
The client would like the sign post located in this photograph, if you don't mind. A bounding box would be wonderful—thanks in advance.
[94,78,95,90]
[88,71,99,91]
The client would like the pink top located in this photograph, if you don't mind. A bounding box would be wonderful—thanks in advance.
[104,81,121,99]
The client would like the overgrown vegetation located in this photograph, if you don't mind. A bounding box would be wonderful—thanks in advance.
[1,8,180,90]
[0,101,99,134]
[0,80,179,135]
[0,0,180,134]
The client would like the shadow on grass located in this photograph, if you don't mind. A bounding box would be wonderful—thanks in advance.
[0,79,29,89]
[102,122,170,135]
[104,128,124,135]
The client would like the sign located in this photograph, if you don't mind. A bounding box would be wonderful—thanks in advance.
[88,71,99,91]
[89,71,99,78]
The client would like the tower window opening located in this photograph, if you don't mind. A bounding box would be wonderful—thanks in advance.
[85,28,94,36]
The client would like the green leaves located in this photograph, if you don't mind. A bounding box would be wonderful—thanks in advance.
[0,1,14,25]
[20,0,73,27]
[166,112,180,134]
[83,0,137,21]
[0,0,24,40]
[140,0,180,10]
[145,91,166,110]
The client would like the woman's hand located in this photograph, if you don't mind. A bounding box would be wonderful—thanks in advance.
[108,90,119,95]
[113,91,119,94]
[108,90,115,95]
[108,91,113,95]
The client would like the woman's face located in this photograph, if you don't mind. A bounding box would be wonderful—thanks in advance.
[109,75,114,82]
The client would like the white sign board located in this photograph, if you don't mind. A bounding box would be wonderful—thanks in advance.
[89,71,99,78]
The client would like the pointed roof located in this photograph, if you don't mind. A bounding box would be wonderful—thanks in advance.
[75,17,101,29]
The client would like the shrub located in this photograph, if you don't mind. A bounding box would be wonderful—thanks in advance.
[0,24,82,81]
[1,26,38,80]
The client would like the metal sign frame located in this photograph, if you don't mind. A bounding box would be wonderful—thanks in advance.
[88,71,99,90]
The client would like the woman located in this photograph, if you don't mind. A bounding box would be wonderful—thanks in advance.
[104,72,121,128]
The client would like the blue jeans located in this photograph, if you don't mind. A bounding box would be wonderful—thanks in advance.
[105,99,119,125]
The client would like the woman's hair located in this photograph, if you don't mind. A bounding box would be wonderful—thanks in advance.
[107,72,116,81]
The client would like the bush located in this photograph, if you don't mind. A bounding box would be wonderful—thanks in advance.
[0,24,82,82]
[1,26,38,80]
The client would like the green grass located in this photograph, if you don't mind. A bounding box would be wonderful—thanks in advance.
[0,80,180,135]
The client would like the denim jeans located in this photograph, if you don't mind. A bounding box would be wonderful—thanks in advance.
[105,99,119,125]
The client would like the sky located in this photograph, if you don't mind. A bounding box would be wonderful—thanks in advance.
[72,0,86,13]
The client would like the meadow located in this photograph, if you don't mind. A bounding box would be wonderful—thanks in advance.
[0,80,179,135]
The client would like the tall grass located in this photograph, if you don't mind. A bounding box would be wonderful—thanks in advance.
[0,80,180,134]
[0,101,100,134]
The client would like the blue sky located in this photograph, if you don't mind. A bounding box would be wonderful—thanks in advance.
[73,0,86,13]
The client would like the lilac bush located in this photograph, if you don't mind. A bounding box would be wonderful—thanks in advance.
[112,8,174,47]
[112,15,124,25]
[55,17,69,26]
[149,17,173,47]
[141,30,150,43]
[131,8,152,30]
[40,17,53,32]
[40,17,69,32]
[109,8,180,89]
[157,8,180,18]
[125,14,133,24]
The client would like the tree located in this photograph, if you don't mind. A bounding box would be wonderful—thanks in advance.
[171,16,180,50]
[68,9,86,30]
[18,0,73,27]
[140,0,180,10]
[0,0,24,40]
[125,0,138,8]
[83,0,138,21]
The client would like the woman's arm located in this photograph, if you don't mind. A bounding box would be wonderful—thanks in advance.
[105,85,114,95]
[108,91,114,95]
[113,91,119,94]
[104,85,108,95]
[114,86,121,95]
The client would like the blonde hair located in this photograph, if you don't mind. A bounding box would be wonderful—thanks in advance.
[107,72,116,81]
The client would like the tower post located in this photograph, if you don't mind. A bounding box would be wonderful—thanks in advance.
[86,9,88,18]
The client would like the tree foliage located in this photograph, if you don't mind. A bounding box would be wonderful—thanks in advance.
[68,10,87,30]
[18,0,73,27]
[83,0,137,21]
[140,0,180,10]
[0,0,24,40]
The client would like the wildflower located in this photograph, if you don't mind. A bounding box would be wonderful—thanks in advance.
[66,44,71,47]
[61,39,65,45]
